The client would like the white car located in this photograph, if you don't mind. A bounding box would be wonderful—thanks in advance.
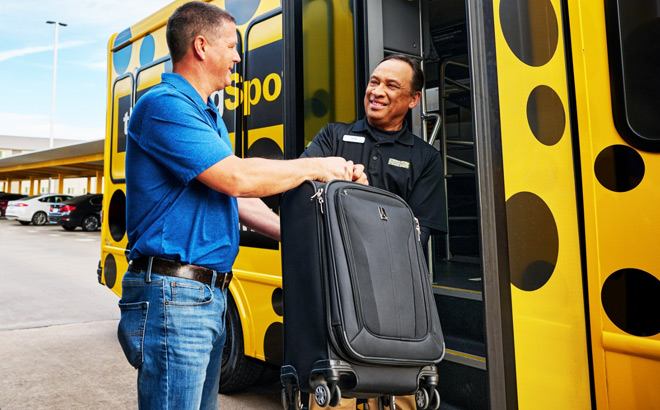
[5,194,74,226]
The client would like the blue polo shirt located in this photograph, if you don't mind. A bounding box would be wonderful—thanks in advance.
[125,73,238,272]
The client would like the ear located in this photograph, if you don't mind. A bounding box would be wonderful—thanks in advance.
[192,35,209,61]
[408,91,421,109]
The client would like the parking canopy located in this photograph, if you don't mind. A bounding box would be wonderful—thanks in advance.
[0,139,104,194]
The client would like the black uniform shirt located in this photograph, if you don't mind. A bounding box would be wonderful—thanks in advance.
[301,118,447,234]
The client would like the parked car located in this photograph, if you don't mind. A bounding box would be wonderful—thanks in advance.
[5,193,74,225]
[0,193,26,217]
[49,194,103,231]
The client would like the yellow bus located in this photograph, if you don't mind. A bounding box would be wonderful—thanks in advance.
[98,0,660,408]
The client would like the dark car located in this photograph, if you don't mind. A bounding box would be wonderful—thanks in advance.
[0,193,27,217]
[49,194,103,231]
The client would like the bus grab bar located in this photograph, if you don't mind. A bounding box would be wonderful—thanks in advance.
[425,112,442,146]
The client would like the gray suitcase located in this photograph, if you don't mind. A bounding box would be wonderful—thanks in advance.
[280,180,444,409]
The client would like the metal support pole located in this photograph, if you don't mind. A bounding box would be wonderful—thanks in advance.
[46,21,67,149]
[96,171,103,194]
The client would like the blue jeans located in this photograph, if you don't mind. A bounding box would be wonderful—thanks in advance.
[117,267,227,410]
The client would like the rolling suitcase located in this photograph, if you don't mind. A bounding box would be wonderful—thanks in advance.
[280,180,444,410]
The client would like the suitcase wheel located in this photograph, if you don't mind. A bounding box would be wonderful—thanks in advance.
[378,395,395,410]
[415,388,429,409]
[429,388,441,410]
[314,384,331,407]
[329,385,341,407]
[281,387,303,410]
[415,387,441,410]
[313,383,341,407]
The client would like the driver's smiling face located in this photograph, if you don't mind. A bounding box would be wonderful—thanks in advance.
[364,59,418,131]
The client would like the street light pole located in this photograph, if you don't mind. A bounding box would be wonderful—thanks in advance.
[46,21,66,194]
[46,21,67,149]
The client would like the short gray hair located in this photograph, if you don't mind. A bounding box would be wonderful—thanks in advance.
[166,1,236,63]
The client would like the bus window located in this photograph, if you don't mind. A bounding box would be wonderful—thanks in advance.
[110,74,133,183]
[608,0,660,150]
[135,57,171,103]
[244,13,283,144]
[241,10,283,250]
[302,0,357,147]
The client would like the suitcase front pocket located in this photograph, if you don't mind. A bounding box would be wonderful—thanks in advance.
[335,188,430,342]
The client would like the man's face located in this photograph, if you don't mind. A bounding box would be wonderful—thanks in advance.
[364,59,420,131]
[209,21,241,90]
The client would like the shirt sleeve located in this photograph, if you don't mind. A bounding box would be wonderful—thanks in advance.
[300,124,336,158]
[408,148,447,234]
[134,92,233,185]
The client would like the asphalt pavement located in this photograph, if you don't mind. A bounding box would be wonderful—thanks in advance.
[0,218,281,410]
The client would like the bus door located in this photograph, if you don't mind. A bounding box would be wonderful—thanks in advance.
[284,1,495,408]
[360,1,493,408]
[370,2,493,409]
[286,1,594,409]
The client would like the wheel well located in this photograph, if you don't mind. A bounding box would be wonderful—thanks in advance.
[228,285,254,358]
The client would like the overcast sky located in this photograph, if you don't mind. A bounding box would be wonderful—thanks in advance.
[0,0,173,141]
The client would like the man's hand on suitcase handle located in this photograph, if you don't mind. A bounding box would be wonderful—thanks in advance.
[352,163,369,185]
[308,157,369,185]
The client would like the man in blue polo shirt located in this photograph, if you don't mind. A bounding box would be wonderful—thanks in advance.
[116,3,360,409]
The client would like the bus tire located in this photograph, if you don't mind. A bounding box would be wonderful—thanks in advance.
[219,293,263,393]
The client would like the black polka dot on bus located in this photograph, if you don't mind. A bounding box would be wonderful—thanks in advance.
[500,0,559,67]
[601,268,660,336]
[263,322,283,364]
[225,0,261,26]
[104,254,117,289]
[272,288,283,316]
[506,192,559,291]
[305,89,331,118]
[594,145,645,192]
[247,138,284,160]
[109,190,127,242]
[527,85,565,145]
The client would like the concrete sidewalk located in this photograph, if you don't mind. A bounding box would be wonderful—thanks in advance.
[0,319,281,410]
[0,320,137,410]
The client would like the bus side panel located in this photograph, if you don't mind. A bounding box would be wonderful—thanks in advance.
[492,0,591,407]
[567,0,660,408]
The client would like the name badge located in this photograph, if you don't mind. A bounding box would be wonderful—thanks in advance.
[388,158,410,169]
[342,135,365,143]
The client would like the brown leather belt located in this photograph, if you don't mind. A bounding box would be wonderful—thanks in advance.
[129,256,232,290]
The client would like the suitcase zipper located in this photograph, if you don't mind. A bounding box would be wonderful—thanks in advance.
[310,188,324,214]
